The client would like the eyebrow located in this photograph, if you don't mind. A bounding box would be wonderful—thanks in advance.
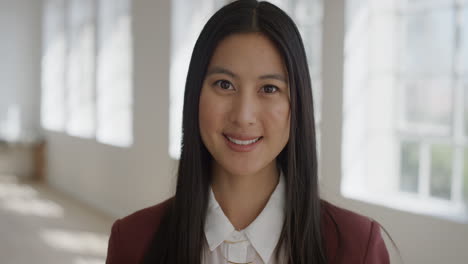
[206,66,287,83]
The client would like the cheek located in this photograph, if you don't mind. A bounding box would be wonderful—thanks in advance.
[199,89,223,138]
[263,106,290,160]
[199,93,212,138]
[268,100,290,139]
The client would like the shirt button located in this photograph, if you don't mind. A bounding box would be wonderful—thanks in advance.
[233,231,241,240]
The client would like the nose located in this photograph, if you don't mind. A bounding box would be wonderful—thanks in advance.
[229,90,257,127]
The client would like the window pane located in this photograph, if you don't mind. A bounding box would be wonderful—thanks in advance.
[292,0,322,77]
[400,141,420,193]
[464,149,468,206]
[403,79,452,129]
[66,0,95,138]
[430,144,453,200]
[400,7,454,76]
[464,83,468,136]
[41,0,67,131]
[96,0,133,147]
[460,6,468,75]
[266,0,290,12]
[299,24,322,77]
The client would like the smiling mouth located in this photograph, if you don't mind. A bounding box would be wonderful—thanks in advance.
[223,135,263,145]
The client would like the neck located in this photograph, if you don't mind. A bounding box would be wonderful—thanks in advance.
[211,162,280,230]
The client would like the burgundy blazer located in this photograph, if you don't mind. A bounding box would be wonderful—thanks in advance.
[106,198,390,264]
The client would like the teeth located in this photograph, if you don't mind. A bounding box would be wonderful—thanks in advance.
[227,136,261,145]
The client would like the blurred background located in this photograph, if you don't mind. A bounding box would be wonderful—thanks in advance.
[0,0,467,263]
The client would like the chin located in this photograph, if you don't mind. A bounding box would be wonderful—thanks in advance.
[219,159,269,177]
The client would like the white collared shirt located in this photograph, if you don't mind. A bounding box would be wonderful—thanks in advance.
[203,174,286,264]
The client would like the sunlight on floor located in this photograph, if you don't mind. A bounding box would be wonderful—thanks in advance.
[0,174,64,218]
[74,256,106,264]
[0,173,112,264]
[40,228,108,256]
[0,174,37,197]
[3,196,64,217]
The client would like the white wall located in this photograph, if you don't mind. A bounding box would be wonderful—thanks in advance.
[0,0,42,142]
[35,0,468,263]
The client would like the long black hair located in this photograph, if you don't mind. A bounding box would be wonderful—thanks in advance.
[142,1,325,263]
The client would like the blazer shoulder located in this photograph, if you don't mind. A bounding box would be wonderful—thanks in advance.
[106,197,174,264]
[119,196,173,229]
[322,200,375,234]
[321,200,389,264]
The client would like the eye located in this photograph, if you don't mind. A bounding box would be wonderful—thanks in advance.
[214,80,234,90]
[261,85,279,94]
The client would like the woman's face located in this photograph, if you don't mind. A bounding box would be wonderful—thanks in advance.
[199,32,290,177]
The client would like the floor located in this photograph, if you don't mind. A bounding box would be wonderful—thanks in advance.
[0,174,113,264]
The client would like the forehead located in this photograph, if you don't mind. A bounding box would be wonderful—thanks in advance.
[208,32,287,77]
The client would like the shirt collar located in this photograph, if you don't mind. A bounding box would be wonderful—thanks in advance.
[204,172,285,264]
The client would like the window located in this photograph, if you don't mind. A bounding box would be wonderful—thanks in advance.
[41,0,133,147]
[66,0,95,138]
[42,0,67,132]
[96,0,133,147]
[342,0,468,221]
[169,0,323,159]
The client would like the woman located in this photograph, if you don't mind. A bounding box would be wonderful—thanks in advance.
[106,1,390,263]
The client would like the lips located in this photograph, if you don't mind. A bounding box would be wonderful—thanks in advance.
[225,135,262,145]
[223,133,263,152]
